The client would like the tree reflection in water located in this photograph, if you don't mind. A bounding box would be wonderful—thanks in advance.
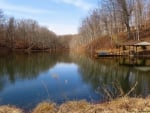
[0,52,71,91]
[70,54,150,99]
[0,52,150,106]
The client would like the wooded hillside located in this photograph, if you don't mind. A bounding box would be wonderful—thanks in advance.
[70,0,150,53]
[0,9,69,51]
[1,0,150,53]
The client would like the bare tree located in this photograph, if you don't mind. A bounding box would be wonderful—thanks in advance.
[6,17,15,49]
[77,9,102,48]
[133,0,145,40]
[0,9,5,28]
[0,13,59,51]
[146,1,150,22]
[117,0,135,39]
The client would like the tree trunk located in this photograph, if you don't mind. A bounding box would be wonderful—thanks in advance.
[126,23,131,39]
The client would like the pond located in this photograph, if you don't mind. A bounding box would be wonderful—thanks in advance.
[0,52,150,111]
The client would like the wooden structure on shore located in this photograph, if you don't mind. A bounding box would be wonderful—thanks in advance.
[118,41,150,57]
[97,41,150,58]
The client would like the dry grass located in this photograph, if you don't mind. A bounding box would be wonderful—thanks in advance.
[0,105,23,113]
[32,97,150,113]
[58,100,90,113]
[95,97,150,113]
[1,97,150,113]
[32,102,57,113]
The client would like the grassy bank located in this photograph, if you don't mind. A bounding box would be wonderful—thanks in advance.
[1,97,150,113]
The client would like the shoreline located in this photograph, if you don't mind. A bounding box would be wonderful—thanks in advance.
[1,97,150,113]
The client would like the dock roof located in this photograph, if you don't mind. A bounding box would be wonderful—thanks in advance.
[119,41,150,46]
[134,41,150,46]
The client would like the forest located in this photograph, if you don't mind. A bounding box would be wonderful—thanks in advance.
[0,0,150,53]
[0,9,72,52]
[70,0,150,53]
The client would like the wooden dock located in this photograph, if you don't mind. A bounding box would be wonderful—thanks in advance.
[96,41,150,58]
[96,52,123,58]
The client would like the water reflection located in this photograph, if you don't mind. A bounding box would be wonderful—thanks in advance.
[71,55,150,98]
[0,53,150,110]
[0,53,71,84]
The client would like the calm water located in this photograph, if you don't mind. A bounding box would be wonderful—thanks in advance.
[0,53,150,110]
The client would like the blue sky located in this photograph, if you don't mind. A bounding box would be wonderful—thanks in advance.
[0,0,98,35]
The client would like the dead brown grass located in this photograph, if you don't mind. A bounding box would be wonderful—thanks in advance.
[1,97,150,113]
[58,100,90,113]
[96,97,150,113]
[0,105,23,113]
[32,97,150,113]
[32,102,57,113]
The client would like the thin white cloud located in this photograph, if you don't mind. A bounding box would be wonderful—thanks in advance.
[53,0,94,11]
[41,22,78,35]
[0,0,54,15]
[49,24,78,35]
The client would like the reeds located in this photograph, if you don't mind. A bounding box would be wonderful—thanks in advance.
[1,97,150,113]
[98,80,138,101]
